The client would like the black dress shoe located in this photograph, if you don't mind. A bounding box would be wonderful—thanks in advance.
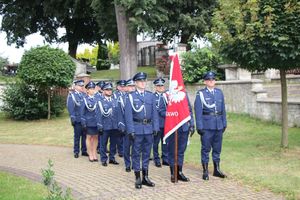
[118,154,123,158]
[125,167,131,172]
[162,161,169,166]
[155,162,162,168]
[109,160,119,165]
[97,150,100,154]
[102,162,107,166]
[74,153,79,158]
[93,159,98,162]
[82,152,89,156]
[89,158,94,162]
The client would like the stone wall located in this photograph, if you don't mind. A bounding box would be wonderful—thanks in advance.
[185,80,300,127]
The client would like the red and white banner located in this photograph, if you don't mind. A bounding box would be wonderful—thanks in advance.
[163,54,191,143]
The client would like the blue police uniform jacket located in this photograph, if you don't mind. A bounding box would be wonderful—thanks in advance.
[194,87,227,130]
[96,96,123,131]
[124,90,159,135]
[80,95,98,127]
[67,90,85,123]
[154,91,168,129]
[94,91,103,101]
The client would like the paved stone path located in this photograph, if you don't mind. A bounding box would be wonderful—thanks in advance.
[0,144,284,200]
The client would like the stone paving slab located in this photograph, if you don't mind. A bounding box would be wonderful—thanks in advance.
[0,144,285,200]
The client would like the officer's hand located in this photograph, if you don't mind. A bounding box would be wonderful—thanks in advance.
[189,126,195,137]
[82,125,87,132]
[98,128,104,135]
[71,121,75,126]
[197,129,205,136]
[223,127,226,133]
[119,129,126,136]
[129,133,135,141]
[153,130,159,136]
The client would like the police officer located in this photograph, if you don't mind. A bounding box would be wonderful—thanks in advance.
[114,80,127,158]
[125,78,135,92]
[95,81,105,154]
[164,94,195,182]
[118,79,134,172]
[194,71,227,180]
[67,80,88,158]
[81,81,99,162]
[95,81,105,101]
[152,78,169,167]
[124,72,159,189]
[97,82,123,166]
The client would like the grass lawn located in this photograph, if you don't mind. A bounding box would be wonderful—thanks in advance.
[0,75,16,83]
[90,66,157,80]
[186,113,300,200]
[0,112,299,199]
[0,171,47,200]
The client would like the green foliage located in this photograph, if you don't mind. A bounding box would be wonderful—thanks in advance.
[0,56,8,72]
[18,46,75,88]
[107,42,120,65]
[41,160,73,200]
[76,46,98,66]
[0,81,65,120]
[211,0,300,71]
[181,47,223,83]
[96,43,110,70]
[0,0,101,56]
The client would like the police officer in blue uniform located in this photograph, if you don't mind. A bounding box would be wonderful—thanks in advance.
[95,81,105,101]
[152,78,169,167]
[194,71,227,180]
[119,78,136,172]
[164,94,195,182]
[67,80,88,158]
[81,81,99,162]
[114,80,127,158]
[124,72,159,189]
[97,82,123,166]
[95,81,105,154]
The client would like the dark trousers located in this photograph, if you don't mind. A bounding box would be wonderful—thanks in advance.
[201,129,223,163]
[100,129,119,162]
[153,128,168,164]
[117,134,124,156]
[167,128,189,166]
[73,122,87,154]
[123,134,133,168]
[132,134,153,172]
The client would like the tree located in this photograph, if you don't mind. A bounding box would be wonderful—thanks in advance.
[91,0,218,79]
[18,46,75,119]
[211,0,300,147]
[0,0,101,57]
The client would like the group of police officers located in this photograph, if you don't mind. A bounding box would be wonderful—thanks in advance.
[67,71,227,189]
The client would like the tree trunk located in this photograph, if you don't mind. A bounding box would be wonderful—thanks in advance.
[47,88,51,120]
[68,41,78,58]
[180,34,191,51]
[114,1,137,80]
[280,69,288,148]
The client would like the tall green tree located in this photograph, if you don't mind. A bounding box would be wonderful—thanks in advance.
[0,0,101,57]
[211,0,300,147]
[92,0,217,79]
[18,46,75,119]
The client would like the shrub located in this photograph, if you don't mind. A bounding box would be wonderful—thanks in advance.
[0,81,65,120]
[41,160,73,200]
[181,47,224,83]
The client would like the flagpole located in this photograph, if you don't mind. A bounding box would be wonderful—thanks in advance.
[174,130,178,183]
